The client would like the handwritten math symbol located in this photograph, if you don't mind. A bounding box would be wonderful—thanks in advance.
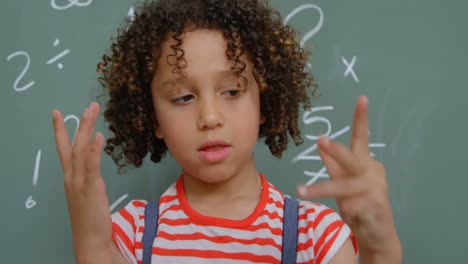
[25,149,42,209]
[51,0,93,10]
[283,3,324,76]
[46,39,70,70]
[342,56,360,83]
[6,39,70,91]
[6,51,36,92]
[292,106,385,185]
[283,4,324,48]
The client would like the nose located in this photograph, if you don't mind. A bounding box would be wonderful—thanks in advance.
[197,97,224,130]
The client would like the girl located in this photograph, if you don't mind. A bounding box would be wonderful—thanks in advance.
[52,0,401,263]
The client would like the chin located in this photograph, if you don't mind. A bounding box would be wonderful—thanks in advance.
[185,166,237,184]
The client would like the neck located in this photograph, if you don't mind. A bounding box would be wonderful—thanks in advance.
[182,160,262,204]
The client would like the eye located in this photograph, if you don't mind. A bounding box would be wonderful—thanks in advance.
[224,89,242,97]
[173,94,194,104]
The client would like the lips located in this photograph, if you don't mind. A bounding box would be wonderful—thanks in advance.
[197,140,232,163]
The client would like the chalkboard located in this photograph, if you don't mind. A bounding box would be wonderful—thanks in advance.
[1,0,467,263]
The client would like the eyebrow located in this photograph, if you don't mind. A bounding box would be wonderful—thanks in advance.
[158,69,245,90]
[159,77,187,90]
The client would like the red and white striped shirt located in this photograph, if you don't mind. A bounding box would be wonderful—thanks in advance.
[111,174,358,264]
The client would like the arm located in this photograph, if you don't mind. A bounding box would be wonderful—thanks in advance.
[328,239,357,264]
[52,102,129,264]
[328,237,402,264]
[74,243,129,264]
[359,235,402,264]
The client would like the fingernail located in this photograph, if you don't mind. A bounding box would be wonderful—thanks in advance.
[89,102,96,111]
[319,136,330,147]
[297,185,308,197]
[360,95,368,104]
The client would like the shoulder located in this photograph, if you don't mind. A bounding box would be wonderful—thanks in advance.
[264,180,357,263]
[296,200,358,263]
[111,182,178,222]
[297,200,344,230]
[111,199,148,237]
[110,183,178,263]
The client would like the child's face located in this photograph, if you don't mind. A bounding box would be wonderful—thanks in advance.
[151,28,262,183]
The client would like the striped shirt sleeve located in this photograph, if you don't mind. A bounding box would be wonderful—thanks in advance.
[297,201,358,264]
[111,199,148,264]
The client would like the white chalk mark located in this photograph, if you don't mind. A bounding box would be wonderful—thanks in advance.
[369,143,386,158]
[25,196,36,209]
[342,56,359,83]
[293,125,350,162]
[51,0,93,10]
[302,106,334,140]
[304,62,312,74]
[6,51,35,92]
[304,166,329,185]
[283,4,324,48]
[110,194,129,212]
[126,7,136,31]
[128,7,135,21]
[64,115,80,144]
[32,149,42,187]
[26,149,42,209]
[46,48,70,70]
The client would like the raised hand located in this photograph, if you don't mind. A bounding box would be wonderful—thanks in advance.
[52,102,123,263]
[297,96,402,262]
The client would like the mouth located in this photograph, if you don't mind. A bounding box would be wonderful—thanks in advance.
[197,140,232,163]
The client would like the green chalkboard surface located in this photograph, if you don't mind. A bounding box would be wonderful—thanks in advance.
[1,0,467,263]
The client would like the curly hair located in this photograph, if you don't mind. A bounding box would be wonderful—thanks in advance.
[97,0,317,172]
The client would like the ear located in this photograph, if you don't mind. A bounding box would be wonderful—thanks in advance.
[155,125,164,139]
[153,113,164,139]
[259,114,266,124]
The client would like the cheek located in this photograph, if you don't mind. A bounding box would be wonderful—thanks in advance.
[157,110,189,138]
[233,94,261,139]
[157,114,192,158]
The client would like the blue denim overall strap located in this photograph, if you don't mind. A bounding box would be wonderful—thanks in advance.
[142,197,299,264]
[142,199,159,264]
[281,196,300,264]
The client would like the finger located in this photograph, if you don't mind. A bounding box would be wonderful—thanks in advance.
[318,136,361,175]
[85,132,105,183]
[52,109,72,175]
[71,102,99,178]
[89,101,100,128]
[296,178,364,199]
[318,141,344,179]
[350,95,369,156]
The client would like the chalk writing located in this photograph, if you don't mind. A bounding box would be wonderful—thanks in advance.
[342,56,359,83]
[6,51,35,92]
[25,149,42,209]
[125,7,136,31]
[292,106,385,185]
[110,194,129,213]
[283,3,324,75]
[64,114,79,144]
[46,39,70,70]
[283,4,324,48]
[51,0,93,10]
